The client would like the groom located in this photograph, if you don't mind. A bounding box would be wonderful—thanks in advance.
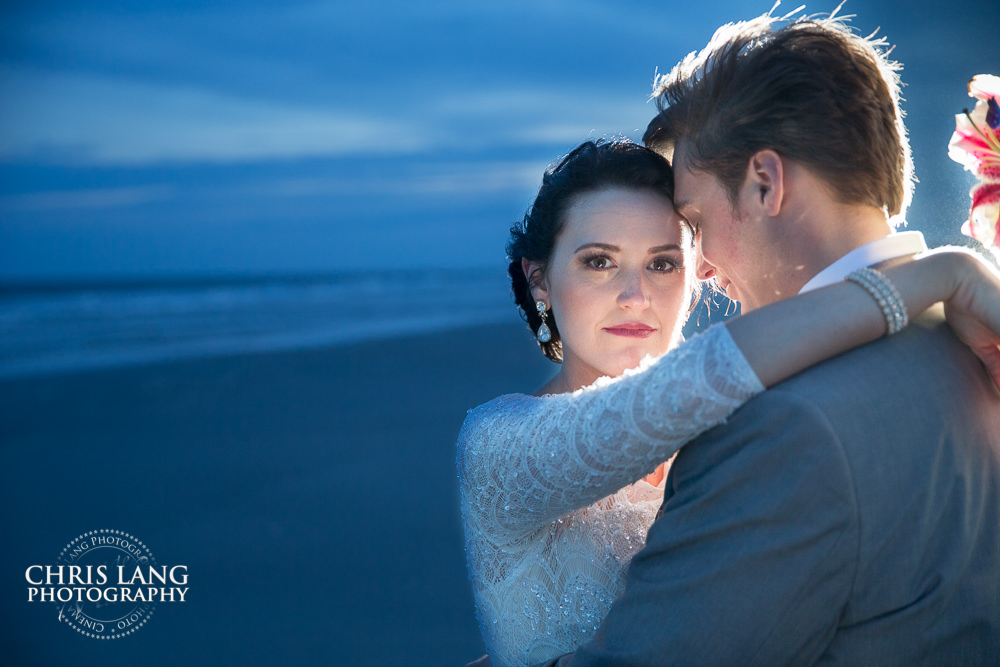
[540,11,1000,666]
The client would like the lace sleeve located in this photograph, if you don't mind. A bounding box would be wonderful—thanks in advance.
[456,323,764,536]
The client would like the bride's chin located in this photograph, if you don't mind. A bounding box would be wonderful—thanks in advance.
[607,352,651,377]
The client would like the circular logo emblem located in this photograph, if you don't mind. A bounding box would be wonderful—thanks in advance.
[53,530,157,639]
[26,529,188,640]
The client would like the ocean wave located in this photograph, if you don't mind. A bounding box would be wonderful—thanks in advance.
[0,269,519,379]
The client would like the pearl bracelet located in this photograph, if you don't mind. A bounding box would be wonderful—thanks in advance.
[845,267,908,335]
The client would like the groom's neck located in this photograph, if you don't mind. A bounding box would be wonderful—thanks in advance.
[754,201,893,309]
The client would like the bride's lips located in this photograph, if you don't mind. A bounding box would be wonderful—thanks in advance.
[603,323,656,338]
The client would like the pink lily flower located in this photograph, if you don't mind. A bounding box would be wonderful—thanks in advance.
[948,74,1000,259]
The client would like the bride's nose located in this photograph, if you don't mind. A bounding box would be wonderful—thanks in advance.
[616,268,650,309]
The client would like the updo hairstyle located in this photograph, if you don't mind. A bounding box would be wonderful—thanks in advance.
[506,139,677,362]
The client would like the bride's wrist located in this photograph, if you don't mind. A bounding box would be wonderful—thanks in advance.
[906,249,969,309]
[933,249,977,306]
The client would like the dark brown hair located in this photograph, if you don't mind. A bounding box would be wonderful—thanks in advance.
[507,139,677,362]
[643,10,912,222]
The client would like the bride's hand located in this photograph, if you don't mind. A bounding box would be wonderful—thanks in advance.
[937,249,1000,387]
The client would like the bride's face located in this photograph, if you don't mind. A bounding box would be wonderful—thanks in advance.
[532,186,692,390]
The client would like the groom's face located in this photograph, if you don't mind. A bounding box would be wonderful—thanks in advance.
[672,146,774,312]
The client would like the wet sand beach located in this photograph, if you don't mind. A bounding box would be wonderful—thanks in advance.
[0,321,553,666]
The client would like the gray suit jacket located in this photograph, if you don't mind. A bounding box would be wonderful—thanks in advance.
[543,310,1000,665]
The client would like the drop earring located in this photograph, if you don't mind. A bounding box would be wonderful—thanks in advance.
[535,301,552,343]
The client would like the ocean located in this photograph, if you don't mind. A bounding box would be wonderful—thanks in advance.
[0,268,519,379]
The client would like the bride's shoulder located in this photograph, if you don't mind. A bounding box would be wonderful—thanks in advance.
[456,392,543,459]
[461,392,538,433]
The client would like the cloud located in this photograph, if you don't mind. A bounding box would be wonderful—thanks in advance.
[0,185,175,211]
[0,160,548,214]
[254,160,547,198]
[431,87,652,127]
[0,66,655,166]
[0,68,431,165]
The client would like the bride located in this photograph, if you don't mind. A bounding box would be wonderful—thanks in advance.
[456,139,1000,667]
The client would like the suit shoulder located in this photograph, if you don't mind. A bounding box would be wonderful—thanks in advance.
[672,384,857,507]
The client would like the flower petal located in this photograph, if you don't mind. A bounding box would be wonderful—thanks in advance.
[969,74,1000,101]
[971,180,1000,210]
[966,181,1000,260]
[949,98,1000,175]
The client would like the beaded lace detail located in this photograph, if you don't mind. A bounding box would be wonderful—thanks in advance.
[456,324,764,667]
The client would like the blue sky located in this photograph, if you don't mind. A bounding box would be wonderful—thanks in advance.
[2,0,998,280]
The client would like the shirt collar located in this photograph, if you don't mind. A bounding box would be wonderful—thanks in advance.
[798,231,928,294]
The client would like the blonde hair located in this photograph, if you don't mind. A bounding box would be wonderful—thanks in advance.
[644,8,912,225]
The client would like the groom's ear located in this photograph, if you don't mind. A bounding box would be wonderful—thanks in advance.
[521,258,549,303]
[745,149,784,217]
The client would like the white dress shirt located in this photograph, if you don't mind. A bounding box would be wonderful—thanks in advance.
[799,231,928,294]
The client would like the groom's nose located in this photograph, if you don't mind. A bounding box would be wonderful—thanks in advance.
[694,234,716,281]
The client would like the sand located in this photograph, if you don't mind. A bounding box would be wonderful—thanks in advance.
[0,321,554,666]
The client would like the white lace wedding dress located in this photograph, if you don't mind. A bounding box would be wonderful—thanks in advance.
[456,324,765,666]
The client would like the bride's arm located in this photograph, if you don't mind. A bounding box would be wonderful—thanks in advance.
[457,321,760,538]
[729,249,1000,387]
[458,249,1000,536]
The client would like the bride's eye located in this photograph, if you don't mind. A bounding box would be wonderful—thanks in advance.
[649,256,681,272]
[582,254,614,270]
